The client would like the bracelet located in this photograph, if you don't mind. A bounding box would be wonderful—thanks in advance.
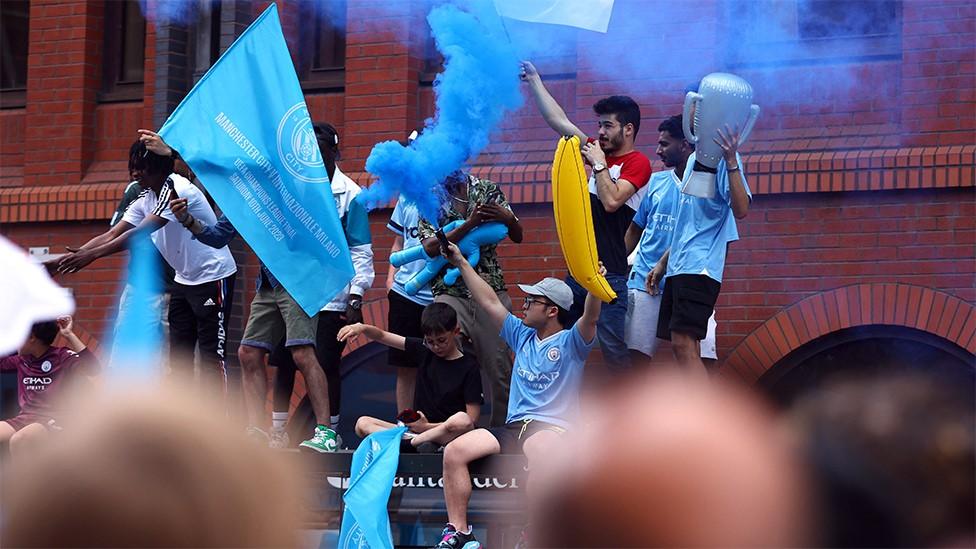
[180,215,195,228]
[727,165,740,172]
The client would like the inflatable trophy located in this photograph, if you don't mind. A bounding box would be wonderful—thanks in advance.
[681,73,760,198]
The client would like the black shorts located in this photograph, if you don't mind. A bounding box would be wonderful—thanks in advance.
[487,419,565,454]
[387,289,427,368]
[656,274,721,341]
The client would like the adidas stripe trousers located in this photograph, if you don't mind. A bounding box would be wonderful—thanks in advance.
[168,274,236,394]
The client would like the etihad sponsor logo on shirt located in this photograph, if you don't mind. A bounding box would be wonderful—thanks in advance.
[23,376,53,390]
[517,367,559,390]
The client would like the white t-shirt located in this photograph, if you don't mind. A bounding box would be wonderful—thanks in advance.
[122,174,237,286]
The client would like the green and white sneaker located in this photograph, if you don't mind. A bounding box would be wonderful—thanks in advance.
[299,425,338,453]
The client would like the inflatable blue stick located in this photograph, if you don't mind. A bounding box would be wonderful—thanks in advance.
[388,220,508,295]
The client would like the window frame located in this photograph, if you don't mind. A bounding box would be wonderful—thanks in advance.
[100,0,147,103]
[0,0,30,109]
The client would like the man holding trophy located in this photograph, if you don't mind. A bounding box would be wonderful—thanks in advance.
[647,75,756,376]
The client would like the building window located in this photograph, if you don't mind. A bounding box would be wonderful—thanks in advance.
[298,0,346,91]
[101,0,146,102]
[188,0,222,83]
[724,0,901,67]
[0,0,30,108]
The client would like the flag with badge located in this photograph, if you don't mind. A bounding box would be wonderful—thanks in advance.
[158,4,353,316]
[337,426,408,549]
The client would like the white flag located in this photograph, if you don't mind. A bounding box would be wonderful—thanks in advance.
[494,0,615,33]
[0,236,74,354]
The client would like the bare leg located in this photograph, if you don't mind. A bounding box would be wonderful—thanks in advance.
[520,429,562,529]
[442,428,501,532]
[411,412,474,447]
[9,422,49,457]
[289,345,331,426]
[671,331,707,379]
[395,366,417,412]
[0,421,16,445]
[355,416,396,438]
[238,344,269,428]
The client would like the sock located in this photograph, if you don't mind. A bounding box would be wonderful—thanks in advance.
[271,411,288,430]
[330,414,340,430]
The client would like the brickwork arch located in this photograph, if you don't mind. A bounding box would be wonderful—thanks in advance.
[721,284,976,384]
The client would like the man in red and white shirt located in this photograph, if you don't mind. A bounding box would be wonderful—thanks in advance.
[521,61,652,371]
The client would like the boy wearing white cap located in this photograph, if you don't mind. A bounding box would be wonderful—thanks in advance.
[432,242,603,549]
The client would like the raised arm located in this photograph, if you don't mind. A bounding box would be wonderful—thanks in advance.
[576,263,605,343]
[520,61,586,140]
[443,242,508,329]
[715,125,750,219]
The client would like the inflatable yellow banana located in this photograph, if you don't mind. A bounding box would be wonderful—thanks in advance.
[552,136,617,303]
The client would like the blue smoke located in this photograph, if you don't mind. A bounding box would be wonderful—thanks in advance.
[359,2,524,224]
[107,231,162,381]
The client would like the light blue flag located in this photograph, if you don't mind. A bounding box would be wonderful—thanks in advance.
[158,4,353,316]
[337,426,408,549]
[108,231,162,381]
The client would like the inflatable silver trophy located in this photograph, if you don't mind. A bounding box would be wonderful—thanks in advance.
[681,73,760,198]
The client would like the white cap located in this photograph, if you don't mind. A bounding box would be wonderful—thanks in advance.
[517,278,574,310]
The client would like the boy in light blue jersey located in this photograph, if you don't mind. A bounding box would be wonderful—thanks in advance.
[431,242,602,549]
[648,122,751,376]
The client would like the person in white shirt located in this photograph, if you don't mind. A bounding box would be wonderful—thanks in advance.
[58,140,237,397]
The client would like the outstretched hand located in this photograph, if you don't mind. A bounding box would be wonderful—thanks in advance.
[58,249,96,274]
[336,323,367,342]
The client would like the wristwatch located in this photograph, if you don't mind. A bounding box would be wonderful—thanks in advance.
[348,297,363,310]
[592,162,606,173]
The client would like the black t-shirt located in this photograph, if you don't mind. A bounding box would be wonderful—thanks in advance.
[405,337,483,423]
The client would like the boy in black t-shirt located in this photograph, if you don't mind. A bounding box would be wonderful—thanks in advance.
[338,303,483,449]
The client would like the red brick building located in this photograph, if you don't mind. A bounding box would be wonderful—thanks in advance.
[1,0,973,400]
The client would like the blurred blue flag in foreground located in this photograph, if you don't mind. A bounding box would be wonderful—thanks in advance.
[109,231,162,379]
[159,4,353,316]
[493,0,615,33]
[337,426,408,549]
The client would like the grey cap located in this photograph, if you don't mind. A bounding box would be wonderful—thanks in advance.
[517,277,574,310]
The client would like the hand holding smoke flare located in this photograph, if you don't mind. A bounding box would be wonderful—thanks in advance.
[358,2,523,225]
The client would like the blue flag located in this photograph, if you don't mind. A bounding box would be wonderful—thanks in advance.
[159,4,353,316]
[337,427,408,549]
[108,231,162,381]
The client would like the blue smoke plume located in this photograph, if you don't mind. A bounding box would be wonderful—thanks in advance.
[107,231,162,381]
[359,2,524,224]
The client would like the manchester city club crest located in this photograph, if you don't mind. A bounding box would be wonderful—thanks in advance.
[41,360,52,373]
[277,103,329,184]
[546,347,560,362]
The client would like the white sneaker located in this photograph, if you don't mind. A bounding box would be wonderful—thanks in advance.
[269,426,290,449]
